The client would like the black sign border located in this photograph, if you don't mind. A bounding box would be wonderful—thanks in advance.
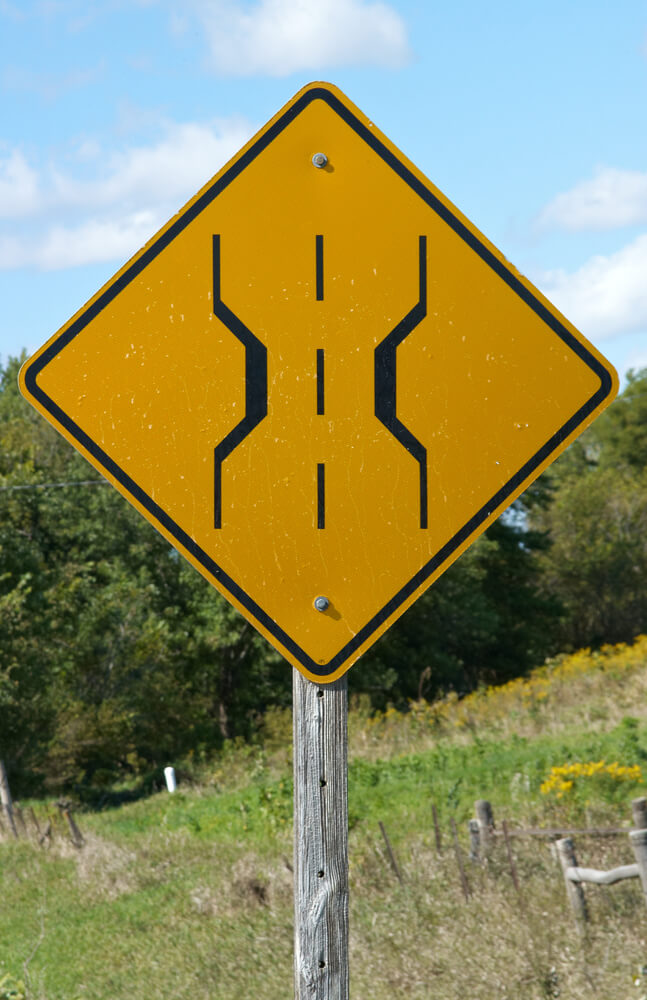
[23,85,614,678]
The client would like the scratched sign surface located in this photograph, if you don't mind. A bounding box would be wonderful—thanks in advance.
[20,82,617,681]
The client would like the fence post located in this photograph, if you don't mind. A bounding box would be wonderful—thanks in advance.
[38,820,52,848]
[29,808,42,839]
[502,819,523,902]
[468,818,480,861]
[475,800,494,858]
[556,837,589,924]
[632,797,647,831]
[14,804,28,837]
[629,829,647,910]
[58,804,84,848]
[0,760,18,838]
[431,803,442,853]
[378,822,403,884]
[450,818,471,900]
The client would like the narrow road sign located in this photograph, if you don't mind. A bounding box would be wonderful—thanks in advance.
[19,81,618,682]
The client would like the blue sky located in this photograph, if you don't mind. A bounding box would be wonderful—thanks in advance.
[1,0,646,378]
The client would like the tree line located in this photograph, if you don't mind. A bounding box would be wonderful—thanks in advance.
[1,355,646,797]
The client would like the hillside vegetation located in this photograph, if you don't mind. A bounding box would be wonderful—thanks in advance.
[2,637,647,1000]
[2,360,647,798]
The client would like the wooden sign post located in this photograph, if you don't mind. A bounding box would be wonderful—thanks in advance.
[293,671,349,1000]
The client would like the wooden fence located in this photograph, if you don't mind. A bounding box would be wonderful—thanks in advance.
[375,794,647,924]
[459,796,647,922]
[0,760,84,849]
[3,752,647,925]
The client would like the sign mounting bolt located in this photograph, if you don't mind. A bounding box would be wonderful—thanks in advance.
[312,152,328,168]
[314,595,330,612]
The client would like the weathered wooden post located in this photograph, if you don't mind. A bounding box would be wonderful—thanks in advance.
[29,807,42,839]
[632,797,647,831]
[475,799,495,859]
[556,837,589,924]
[431,803,442,853]
[38,820,53,848]
[378,822,403,884]
[293,671,349,1000]
[630,829,647,910]
[57,802,84,848]
[0,760,18,838]
[13,803,28,837]
[468,818,480,861]
[450,818,471,900]
[502,820,523,901]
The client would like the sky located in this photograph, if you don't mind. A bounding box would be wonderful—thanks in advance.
[1,0,646,380]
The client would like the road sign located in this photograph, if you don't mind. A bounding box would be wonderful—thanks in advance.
[19,82,618,682]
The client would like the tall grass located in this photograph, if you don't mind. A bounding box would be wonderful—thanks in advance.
[1,636,647,999]
[349,634,647,759]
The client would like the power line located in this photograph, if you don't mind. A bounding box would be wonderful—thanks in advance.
[0,480,108,492]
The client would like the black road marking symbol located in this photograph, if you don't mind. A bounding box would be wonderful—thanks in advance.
[316,237,325,527]
[316,348,325,415]
[374,235,428,529]
[316,234,324,301]
[214,233,429,531]
[317,463,325,529]
[212,234,268,528]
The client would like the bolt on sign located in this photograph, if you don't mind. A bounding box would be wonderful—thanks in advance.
[20,82,618,682]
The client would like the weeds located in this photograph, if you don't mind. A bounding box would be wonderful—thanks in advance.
[540,761,643,799]
[1,635,647,998]
[0,976,26,1000]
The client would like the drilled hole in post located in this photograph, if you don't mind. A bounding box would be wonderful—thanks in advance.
[320,778,327,787]
[317,869,325,878]
[319,960,326,969]
[317,690,324,698]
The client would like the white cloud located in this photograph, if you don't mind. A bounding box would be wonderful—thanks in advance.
[538,166,647,231]
[538,233,647,340]
[0,116,253,270]
[625,346,647,375]
[193,0,411,76]
[50,119,252,211]
[0,150,40,217]
[0,213,160,270]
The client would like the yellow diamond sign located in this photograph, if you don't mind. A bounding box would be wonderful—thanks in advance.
[20,82,617,682]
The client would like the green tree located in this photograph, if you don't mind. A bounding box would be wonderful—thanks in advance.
[0,355,287,794]
[12,352,634,792]
[354,514,559,706]
[534,465,647,649]
[532,368,647,650]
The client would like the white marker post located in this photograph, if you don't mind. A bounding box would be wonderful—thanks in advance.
[0,760,17,838]
[293,670,349,1000]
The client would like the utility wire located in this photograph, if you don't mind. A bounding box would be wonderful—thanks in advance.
[0,480,108,492]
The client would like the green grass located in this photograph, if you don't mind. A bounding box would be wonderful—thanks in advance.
[2,641,647,999]
[85,714,647,848]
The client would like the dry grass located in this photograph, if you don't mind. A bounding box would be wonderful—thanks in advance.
[349,831,647,999]
[5,800,647,1000]
[349,635,647,761]
[2,636,647,999]
[5,821,647,1000]
[51,835,137,901]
